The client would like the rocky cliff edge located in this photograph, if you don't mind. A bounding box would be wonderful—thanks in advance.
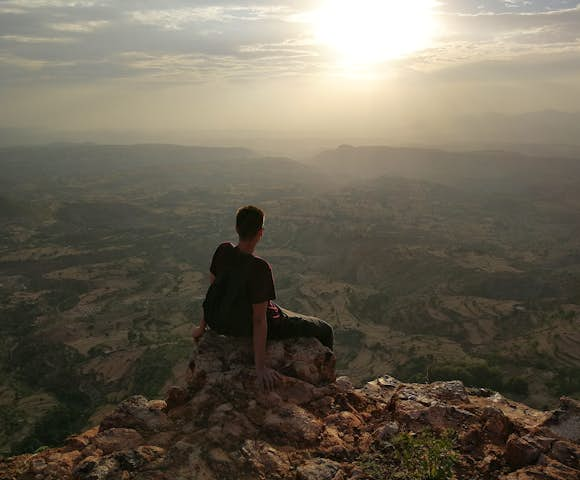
[1,331,578,480]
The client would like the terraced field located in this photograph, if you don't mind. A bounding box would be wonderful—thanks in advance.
[0,144,579,456]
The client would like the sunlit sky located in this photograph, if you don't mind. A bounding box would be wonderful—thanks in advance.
[1,0,580,146]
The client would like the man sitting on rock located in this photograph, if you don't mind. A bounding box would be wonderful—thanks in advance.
[192,205,334,391]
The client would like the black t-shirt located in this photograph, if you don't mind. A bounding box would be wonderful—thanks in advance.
[209,242,282,319]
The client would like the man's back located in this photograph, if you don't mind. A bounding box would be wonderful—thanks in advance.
[210,242,281,320]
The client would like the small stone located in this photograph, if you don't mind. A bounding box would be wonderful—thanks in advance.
[297,458,344,480]
[335,376,353,392]
[373,420,400,441]
[30,457,47,473]
[214,402,234,413]
[208,448,231,464]
[165,386,189,411]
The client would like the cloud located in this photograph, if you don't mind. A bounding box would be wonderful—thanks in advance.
[0,52,75,69]
[128,5,294,30]
[421,4,580,69]
[0,0,579,89]
[0,34,75,43]
[1,0,105,8]
[49,20,109,32]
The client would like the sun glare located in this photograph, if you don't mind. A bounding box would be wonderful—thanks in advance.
[314,0,439,66]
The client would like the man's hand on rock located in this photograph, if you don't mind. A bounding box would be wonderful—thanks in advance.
[256,366,282,392]
[191,325,205,343]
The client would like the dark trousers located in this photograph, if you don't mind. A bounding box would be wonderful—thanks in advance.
[212,306,334,351]
[267,307,334,351]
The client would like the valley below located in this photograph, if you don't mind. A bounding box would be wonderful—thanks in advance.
[1,143,579,456]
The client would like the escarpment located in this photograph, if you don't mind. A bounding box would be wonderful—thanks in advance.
[1,331,578,480]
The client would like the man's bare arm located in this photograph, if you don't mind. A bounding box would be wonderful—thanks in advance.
[252,301,281,391]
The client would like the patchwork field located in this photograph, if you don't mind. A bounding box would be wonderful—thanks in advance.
[0,144,579,455]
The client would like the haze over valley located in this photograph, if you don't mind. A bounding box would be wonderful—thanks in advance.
[1,143,579,455]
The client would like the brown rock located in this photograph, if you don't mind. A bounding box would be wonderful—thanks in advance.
[458,426,484,456]
[429,380,470,403]
[550,440,579,470]
[73,455,119,480]
[165,440,197,465]
[324,411,364,431]
[505,433,541,468]
[277,376,317,405]
[481,406,514,443]
[500,462,580,480]
[29,457,47,474]
[319,425,348,455]
[100,395,170,434]
[93,428,144,454]
[297,458,345,480]
[65,427,99,451]
[240,440,291,479]
[115,446,166,471]
[205,408,257,446]
[263,402,324,444]
[531,435,556,453]
[372,420,400,442]
[164,386,190,411]
[190,330,336,388]
[541,396,580,443]
[335,376,354,392]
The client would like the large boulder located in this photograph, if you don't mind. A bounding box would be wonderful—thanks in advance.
[188,329,336,390]
[541,397,580,443]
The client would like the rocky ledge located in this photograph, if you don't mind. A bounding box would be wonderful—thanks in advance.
[1,331,578,480]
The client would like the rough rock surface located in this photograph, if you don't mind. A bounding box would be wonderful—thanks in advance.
[1,331,578,480]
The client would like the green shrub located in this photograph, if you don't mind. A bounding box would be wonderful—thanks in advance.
[357,428,459,480]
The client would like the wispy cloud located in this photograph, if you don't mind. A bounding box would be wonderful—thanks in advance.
[0,52,75,69]
[49,20,109,32]
[128,5,294,30]
[1,0,104,8]
[0,34,75,43]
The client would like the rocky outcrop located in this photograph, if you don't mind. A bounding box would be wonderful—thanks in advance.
[188,330,336,387]
[0,331,578,480]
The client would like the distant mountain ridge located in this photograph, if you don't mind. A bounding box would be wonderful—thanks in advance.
[312,144,580,193]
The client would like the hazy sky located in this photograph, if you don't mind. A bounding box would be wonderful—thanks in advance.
[1,0,580,142]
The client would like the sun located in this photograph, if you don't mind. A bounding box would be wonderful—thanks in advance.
[313,0,439,66]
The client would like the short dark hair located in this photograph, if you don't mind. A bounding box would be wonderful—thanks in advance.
[236,205,264,240]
